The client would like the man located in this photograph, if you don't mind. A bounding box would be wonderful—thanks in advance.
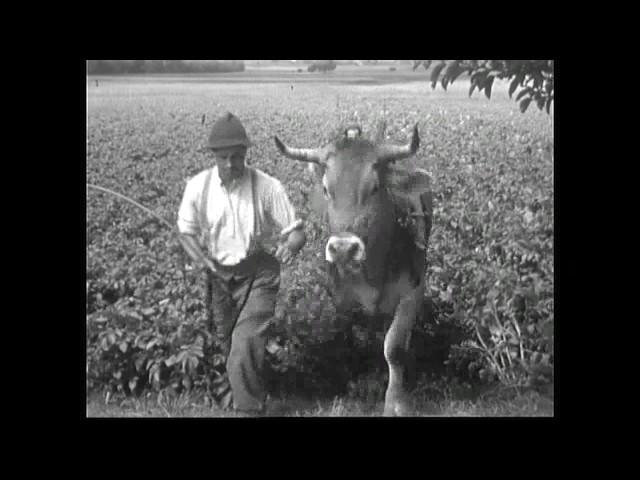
[177,112,306,416]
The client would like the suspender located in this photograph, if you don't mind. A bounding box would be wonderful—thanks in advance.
[198,167,262,259]
[250,167,261,243]
[199,168,214,254]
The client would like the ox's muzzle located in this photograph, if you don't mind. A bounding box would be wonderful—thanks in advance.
[325,233,366,266]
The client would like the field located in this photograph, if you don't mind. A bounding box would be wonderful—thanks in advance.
[86,65,554,417]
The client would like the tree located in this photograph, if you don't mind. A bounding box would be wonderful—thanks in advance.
[308,60,337,73]
[130,60,146,73]
[414,60,554,114]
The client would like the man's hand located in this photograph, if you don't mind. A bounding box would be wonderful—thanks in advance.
[178,233,217,273]
[274,228,306,265]
[201,257,218,273]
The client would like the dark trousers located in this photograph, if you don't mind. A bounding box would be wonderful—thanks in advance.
[206,252,280,412]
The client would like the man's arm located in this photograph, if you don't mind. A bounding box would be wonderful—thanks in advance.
[267,181,306,265]
[176,177,217,272]
[178,233,217,272]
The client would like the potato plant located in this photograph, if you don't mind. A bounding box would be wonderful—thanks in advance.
[86,78,553,401]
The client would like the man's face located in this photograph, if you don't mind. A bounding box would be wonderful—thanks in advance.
[213,145,247,185]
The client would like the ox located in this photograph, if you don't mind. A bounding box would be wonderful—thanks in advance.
[274,123,433,415]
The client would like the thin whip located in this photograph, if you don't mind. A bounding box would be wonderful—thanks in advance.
[86,183,175,231]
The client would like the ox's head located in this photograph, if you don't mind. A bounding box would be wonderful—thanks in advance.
[275,123,420,284]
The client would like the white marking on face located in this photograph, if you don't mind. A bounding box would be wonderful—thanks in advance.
[325,234,366,263]
[346,128,358,139]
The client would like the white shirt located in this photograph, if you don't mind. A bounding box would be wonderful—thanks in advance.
[177,166,298,266]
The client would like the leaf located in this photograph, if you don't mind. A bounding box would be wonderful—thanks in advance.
[545,96,553,114]
[516,88,530,102]
[508,77,519,98]
[188,356,199,371]
[469,80,477,97]
[484,77,495,99]
[182,376,192,390]
[430,62,447,89]
[129,377,138,392]
[449,62,466,83]
[119,341,128,353]
[442,61,464,88]
[488,286,501,301]
[536,96,546,110]
[135,355,147,372]
[520,97,532,113]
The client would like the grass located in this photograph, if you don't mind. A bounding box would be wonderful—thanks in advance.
[86,386,553,418]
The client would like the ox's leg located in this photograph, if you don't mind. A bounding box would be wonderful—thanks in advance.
[383,284,423,416]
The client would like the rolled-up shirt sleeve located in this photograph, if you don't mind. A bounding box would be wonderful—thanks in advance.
[266,181,298,232]
[177,177,201,236]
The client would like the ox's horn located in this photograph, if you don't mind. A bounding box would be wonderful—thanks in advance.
[376,123,420,164]
[274,136,324,164]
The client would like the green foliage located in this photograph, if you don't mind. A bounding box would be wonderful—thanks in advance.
[87,80,553,401]
[414,60,554,114]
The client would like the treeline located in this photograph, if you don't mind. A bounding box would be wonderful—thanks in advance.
[87,60,245,74]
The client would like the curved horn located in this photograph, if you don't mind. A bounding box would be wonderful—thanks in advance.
[376,123,420,164]
[274,136,324,164]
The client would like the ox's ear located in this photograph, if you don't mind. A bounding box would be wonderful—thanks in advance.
[386,167,433,199]
[307,162,326,182]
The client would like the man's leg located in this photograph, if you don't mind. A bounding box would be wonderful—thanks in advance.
[226,256,280,413]
[206,271,235,408]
